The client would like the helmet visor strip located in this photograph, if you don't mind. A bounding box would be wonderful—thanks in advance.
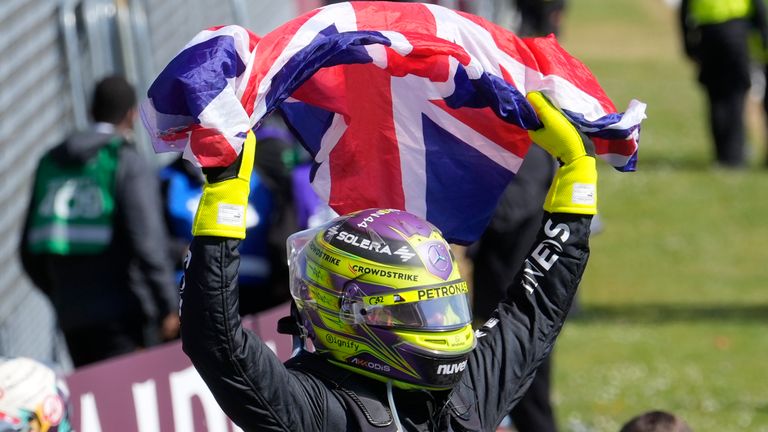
[345,280,472,331]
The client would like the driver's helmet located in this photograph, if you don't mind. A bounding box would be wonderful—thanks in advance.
[287,208,475,390]
[0,357,72,432]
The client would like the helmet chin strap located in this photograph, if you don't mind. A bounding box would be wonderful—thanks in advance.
[277,300,310,358]
[386,380,405,432]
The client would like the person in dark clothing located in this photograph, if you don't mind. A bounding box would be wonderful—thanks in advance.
[20,75,179,367]
[515,0,566,37]
[472,145,555,321]
[158,155,205,285]
[680,0,768,167]
[619,411,693,432]
[471,144,559,432]
[493,6,576,430]
[246,123,298,314]
[179,91,597,431]
[158,120,296,316]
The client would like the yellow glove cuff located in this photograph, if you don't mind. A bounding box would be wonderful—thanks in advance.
[191,131,256,239]
[192,182,250,238]
[543,156,598,215]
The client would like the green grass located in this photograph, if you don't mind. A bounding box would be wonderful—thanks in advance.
[548,1,768,430]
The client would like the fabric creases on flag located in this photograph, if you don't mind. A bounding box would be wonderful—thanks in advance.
[141,1,647,244]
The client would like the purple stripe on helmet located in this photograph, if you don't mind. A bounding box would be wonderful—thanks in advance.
[346,209,434,240]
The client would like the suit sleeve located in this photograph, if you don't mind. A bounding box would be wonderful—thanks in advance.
[464,212,590,428]
[180,237,324,431]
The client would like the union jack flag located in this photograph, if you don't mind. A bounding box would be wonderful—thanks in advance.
[140,1,646,244]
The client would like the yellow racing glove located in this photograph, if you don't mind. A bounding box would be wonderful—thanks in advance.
[527,91,597,215]
[191,131,256,238]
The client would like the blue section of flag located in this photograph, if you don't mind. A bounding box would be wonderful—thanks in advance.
[279,102,334,156]
[422,114,516,244]
[445,66,541,130]
[148,35,245,117]
[564,109,640,140]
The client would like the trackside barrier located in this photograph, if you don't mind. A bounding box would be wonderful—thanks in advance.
[65,303,292,432]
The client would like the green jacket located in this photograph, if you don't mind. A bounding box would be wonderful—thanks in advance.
[680,0,768,60]
[687,0,753,26]
[27,138,120,254]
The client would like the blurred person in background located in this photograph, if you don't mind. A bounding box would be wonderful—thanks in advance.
[20,75,179,367]
[159,117,296,315]
[755,8,768,167]
[680,0,768,168]
[0,357,72,432]
[291,160,338,231]
[478,3,567,431]
[470,145,559,432]
[159,155,205,285]
[247,120,298,314]
[290,143,338,231]
[761,52,768,167]
[515,0,566,37]
[619,410,693,432]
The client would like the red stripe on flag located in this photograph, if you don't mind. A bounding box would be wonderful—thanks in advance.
[456,12,617,114]
[292,66,350,118]
[352,2,435,33]
[593,137,637,157]
[522,36,616,113]
[240,8,322,116]
[383,34,463,81]
[455,11,539,69]
[353,2,457,82]
[430,99,531,158]
[328,64,405,214]
[499,65,518,92]
[188,126,239,167]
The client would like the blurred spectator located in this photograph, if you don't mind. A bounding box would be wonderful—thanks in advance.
[159,118,296,315]
[755,8,768,167]
[762,57,768,167]
[479,3,568,431]
[470,145,559,432]
[291,148,338,231]
[0,357,73,431]
[249,121,299,314]
[515,0,567,37]
[679,0,768,168]
[158,155,204,285]
[19,75,179,367]
[619,410,693,432]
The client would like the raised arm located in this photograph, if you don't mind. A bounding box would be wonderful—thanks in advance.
[465,92,597,427]
[180,132,320,431]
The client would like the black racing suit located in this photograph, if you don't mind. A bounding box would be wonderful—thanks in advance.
[181,212,590,431]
